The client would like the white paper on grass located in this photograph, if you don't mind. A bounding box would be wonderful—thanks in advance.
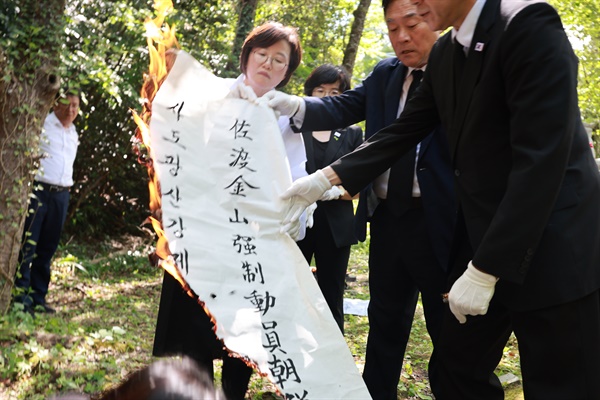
[343,298,370,317]
[150,50,371,399]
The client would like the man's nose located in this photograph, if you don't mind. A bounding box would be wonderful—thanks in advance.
[397,28,411,41]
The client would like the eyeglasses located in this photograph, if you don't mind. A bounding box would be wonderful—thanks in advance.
[312,87,341,97]
[252,50,288,71]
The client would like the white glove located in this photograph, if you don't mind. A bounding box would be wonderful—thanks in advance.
[306,202,317,228]
[227,81,258,102]
[259,90,302,117]
[320,186,344,201]
[281,218,301,240]
[281,170,332,224]
[280,202,317,240]
[448,261,499,324]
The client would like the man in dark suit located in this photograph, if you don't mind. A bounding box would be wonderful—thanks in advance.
[268,1,454,398]
[273,0,600,398]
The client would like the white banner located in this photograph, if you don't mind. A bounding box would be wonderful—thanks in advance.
[149,51,371,399]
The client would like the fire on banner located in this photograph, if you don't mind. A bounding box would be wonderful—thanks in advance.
[147,50,371,399]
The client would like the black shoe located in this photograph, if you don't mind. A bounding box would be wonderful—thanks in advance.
[10,299,34,315]
[17,303,36,316]
[345,274,357,282]
[34,304,56,314]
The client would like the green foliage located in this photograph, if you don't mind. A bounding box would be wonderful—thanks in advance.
[170,0,237,76]
[551,0,600,135]
[0,236,523,399]
[1,238,161,399]
[58,1,153,237]
[253,0,388,93]
[0,1,65,80]
[351,5,390,83]
[53,0,390,238]
[48,0,600,243]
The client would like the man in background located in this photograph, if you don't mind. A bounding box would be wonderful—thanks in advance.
[14,88,80,314]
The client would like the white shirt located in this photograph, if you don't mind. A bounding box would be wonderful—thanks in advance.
[35,111,79,187]
[374,66,426,199]
[277,115,309,241]
[277,115,308,183]
[452,0,486,51]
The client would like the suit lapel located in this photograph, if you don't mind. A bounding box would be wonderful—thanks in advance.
[301,130,317,173]
[451,0,500,156]
[302,129,345,172]
[323,130,345,165]
[384,64,409,125]
[417,132,433,164]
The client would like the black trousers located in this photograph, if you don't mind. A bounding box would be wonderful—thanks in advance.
[192,351,253,400]
[437,289,600,400]
[362,201,448,399]
[297,207,351,333]
[15,187,70,306]
[153,273,253,400]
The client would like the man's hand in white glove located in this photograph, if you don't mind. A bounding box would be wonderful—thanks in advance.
[280,202,316,239]
[259,90,302,117]
[227,81,258,102]
[448,261,499,324]
[320,186,345,201]
[281,218,301,240]
[281,170,332,225]
[306,202,317,228]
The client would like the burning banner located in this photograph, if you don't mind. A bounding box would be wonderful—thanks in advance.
[133,2,371,399]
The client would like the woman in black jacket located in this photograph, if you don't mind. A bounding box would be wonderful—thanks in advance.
[296,64,363,333]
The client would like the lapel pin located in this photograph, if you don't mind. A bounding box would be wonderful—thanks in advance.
[333,132,341,141]
[474,42,485,52]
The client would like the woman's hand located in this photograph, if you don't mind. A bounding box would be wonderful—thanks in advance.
[227,81,258,102]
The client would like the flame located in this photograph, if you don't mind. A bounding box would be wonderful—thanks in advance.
[131,0,191,295]
[131,0,262,379]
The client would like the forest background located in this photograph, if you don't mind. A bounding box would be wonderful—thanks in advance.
[0,0,598,398]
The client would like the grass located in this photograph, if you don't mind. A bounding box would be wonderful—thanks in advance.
[0,235,523,399]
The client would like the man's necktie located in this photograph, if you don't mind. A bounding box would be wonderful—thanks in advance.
[386,69,423,216]
[454,39,466,92]
[406,69,423,103]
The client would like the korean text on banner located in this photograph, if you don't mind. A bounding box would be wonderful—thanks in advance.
[149,50,371,399]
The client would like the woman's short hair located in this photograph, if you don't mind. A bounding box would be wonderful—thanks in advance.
[303,64,351,96]
[240,22,302,88]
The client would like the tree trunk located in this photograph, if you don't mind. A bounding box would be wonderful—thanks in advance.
[224,0,259,75]
[0,0,66,313]
[342,0,372,77]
